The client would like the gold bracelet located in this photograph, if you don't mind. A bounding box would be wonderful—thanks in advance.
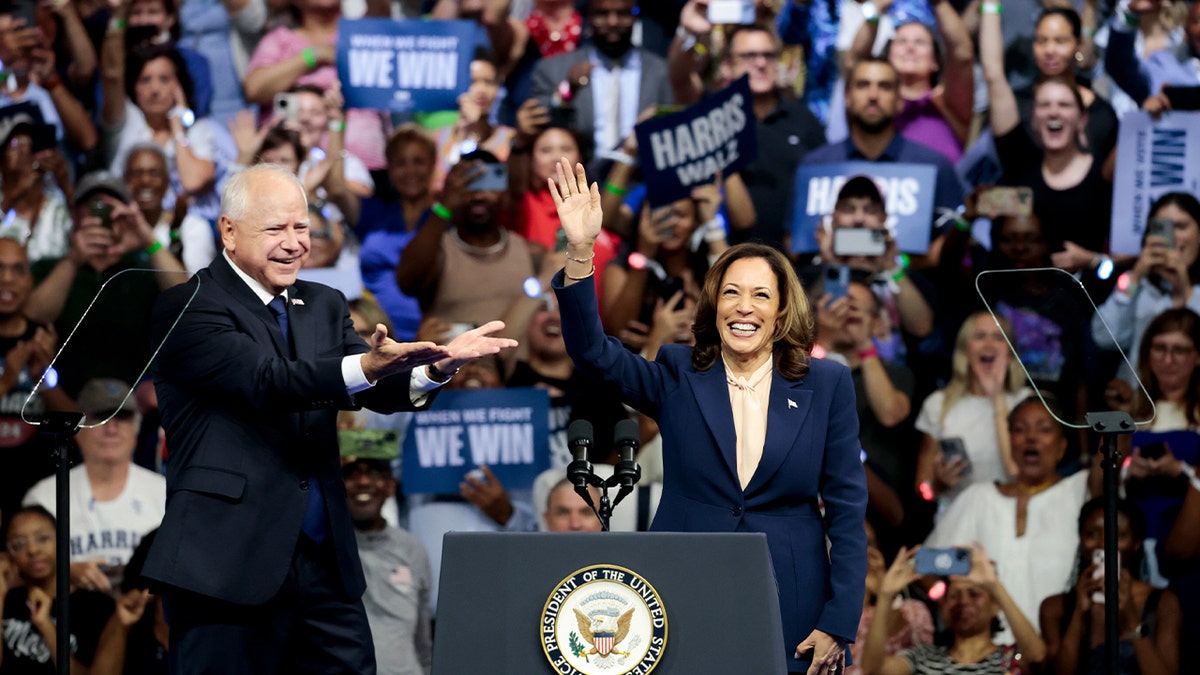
[566,251,595,264]
[565,265,595,280]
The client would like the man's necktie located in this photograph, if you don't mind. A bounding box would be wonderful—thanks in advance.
[269,296,327,545]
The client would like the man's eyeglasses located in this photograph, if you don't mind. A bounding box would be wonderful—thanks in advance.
[730,51,779,64]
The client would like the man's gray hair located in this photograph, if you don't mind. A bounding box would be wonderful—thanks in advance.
[124,142,168,170]
[221,164,307,221]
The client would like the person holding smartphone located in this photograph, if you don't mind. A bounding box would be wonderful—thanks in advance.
[860,542,1046,675]
[0,122,72,263]
[1039,497,1182,675]
[914,311,1032,518]
[1093,192,1200,385]
[924,396,1094,645]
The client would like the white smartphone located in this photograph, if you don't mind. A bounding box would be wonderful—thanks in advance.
[1091,549,1120,604]
[707,0,756,24]
[273,93,300,126]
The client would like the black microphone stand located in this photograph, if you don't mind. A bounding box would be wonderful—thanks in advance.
[37,411,85,675]
[1084,410,1135,675]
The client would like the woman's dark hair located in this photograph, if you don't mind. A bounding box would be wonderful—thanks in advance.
[126,44,196,112]
[1032,74,1086,112]
[1008,393,1068,433]
[1037,7,1083,42]
[1144,191,1200,282]
[385,123,437,168]
[692,243,813,380]
[1075,496,1148,579]
[883,21,946,87]
[1078,496,1147,545]
[1135,308,1200,427]
[254,125,305,167]
[1,504,56,543]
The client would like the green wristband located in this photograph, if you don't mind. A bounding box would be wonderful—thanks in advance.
[604,182,629,197]
[981,2,1003,13]
[302,47,318,70]
[144,241,164,256]
[431,202,453,221]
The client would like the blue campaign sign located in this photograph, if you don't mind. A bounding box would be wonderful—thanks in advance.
[401,388,551,495]
[337,19,475,113]
[788,162,937,254]
[634,76,757,208]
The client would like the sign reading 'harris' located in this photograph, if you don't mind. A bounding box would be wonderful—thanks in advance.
[337,19,476,113]
[634,76,757,208]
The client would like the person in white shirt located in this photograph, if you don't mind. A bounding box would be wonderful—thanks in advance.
[23,378,166,595]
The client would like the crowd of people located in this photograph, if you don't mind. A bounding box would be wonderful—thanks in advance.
[1,0,1200,672]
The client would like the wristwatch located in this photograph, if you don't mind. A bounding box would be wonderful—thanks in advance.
[168,106,195,129]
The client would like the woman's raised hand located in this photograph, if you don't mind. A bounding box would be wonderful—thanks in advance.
[548,157,602,249]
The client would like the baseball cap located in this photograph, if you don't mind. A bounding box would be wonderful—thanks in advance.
[836,175,885,209]
[73,171,131,208]
[76,378,136,419]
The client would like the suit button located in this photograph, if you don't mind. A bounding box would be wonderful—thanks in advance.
[299,480,309,490]
[732,505,743,517]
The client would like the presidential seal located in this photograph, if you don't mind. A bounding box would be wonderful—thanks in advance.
[541,564,668,675]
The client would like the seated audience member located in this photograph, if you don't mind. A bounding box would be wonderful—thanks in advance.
[25,172,185,397]
[0,239,70,522]
[355,125,438,341]
[396,151,535,329]
[90,530,168,675]
[860,543,1046,674]
[343,452,433,675]
[23,379,166,594]
[980,5,1113,270]
[431,50,515,190]
[0,122,73,264]
[101,42,231,224]
[1040,498,1181,675]
[243,0,389,171]
[124,143,216,275]
[1,505,115,672]
[815,278,914,502]
[528,0,672,162]
[1092,193,1200,385]
[0,5,98,153]
[840,0,974,164]
[1101,308,1200,588]
[914,311,1031,517]
[804,59,965,249]
[925,396,1093,642]
[848,520,933,674]
[540,477,602,532]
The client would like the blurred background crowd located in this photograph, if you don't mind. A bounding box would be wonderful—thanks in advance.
[2,0,1200,672]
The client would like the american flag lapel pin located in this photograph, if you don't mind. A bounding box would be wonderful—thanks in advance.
[291,298,305,306]
[787,399,797,409]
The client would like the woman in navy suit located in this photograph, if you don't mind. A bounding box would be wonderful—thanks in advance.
[549,158,868,674]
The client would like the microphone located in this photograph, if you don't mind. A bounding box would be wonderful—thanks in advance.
[567,419,594,490]
[613,419,641,488]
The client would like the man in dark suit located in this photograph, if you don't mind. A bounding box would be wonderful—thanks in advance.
[143,164,516,674]
[529,0,673,161]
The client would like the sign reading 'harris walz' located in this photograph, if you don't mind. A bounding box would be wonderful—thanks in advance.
[337,19,476,113]
[634,76,757,208]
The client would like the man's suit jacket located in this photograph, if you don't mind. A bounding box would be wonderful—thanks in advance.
[553,272,868,671]
[143,254,426,605]
[529,46,673,151]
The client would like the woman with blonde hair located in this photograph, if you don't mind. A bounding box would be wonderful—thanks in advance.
[914,311,1031,516]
